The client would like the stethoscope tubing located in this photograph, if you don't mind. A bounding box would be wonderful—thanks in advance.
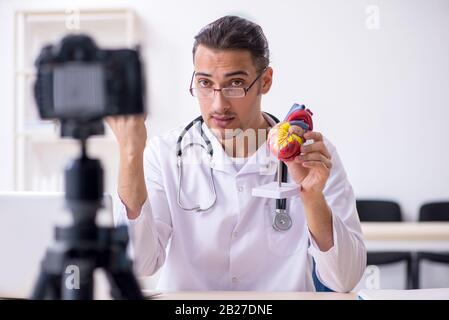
[176,113,291,230]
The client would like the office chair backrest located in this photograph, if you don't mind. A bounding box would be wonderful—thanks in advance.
[356,200,402,222]
[419,202,449,221]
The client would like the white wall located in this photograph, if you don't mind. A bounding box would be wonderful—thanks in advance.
[1,0,449,290]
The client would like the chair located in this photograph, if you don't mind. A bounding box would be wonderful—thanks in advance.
[356,200,415,289]
[413,202,449,288]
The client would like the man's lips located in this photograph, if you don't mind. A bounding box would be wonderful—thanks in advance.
[211,115,235,128]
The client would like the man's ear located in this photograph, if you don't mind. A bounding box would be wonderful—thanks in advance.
[260,67,273,94]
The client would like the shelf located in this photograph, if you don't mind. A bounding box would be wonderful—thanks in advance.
[17,131,115,142]
[16,70,36,77]
[14,8,136,191]
[19,8,134,17]
[17,122,116,143]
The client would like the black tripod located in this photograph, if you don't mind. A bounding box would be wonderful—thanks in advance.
[31,122,144,300]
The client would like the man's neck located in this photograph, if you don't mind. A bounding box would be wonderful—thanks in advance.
[220,113,271,158]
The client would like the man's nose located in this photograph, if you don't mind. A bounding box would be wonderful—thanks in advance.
[210,89,231,113]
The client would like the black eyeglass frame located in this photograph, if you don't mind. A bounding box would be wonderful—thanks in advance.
[189,67,268,98]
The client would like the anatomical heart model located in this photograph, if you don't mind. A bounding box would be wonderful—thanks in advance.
[267,103,313,161]
[252,103,314,200]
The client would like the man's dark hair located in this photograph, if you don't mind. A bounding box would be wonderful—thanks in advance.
[192,15,270,70]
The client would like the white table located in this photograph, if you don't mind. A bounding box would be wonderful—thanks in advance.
[361,222,449,252]
[148,291,357,300]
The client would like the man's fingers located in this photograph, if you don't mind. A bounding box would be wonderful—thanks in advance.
[105,115,146,127]
[295,153,332,169]
[304,131,323,141]
[300,141,332,159]
[302,160,332,170]
[105,116,114,125]
[298,152,330,163]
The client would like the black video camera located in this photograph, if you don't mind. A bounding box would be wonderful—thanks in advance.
[34,34,145,123]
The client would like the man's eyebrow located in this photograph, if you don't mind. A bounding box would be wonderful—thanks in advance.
[194,70,249,77]
[224,70,249,77]
[194,72,212,77]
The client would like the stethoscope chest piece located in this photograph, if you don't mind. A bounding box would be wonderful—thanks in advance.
[273,209,292,232]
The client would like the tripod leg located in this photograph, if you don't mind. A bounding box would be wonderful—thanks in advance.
[31,269,62,300]
[101,225,144,299]
[107,269,144,300]
[61,259,95,300]
[31,269,48,299]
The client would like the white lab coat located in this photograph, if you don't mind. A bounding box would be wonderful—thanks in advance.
[115,113,366,292]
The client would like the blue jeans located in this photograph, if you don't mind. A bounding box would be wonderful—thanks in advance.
[312,259,334,292]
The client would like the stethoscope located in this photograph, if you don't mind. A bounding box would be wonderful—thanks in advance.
[176,113,292,232]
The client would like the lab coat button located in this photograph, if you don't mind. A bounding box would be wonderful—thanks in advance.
[237,186,244,192]
[232,277,238,283]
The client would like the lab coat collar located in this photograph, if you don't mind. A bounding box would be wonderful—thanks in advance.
[198,112,279,176]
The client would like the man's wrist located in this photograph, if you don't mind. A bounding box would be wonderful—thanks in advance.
[119,147,145,162]
[300,189,325,206]
[301,191,334,251]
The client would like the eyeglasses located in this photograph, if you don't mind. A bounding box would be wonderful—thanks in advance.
[189,68,267,99]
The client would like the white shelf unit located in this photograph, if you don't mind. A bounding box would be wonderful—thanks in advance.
[14,8,139,193]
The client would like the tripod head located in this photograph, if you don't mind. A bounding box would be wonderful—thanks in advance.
[62,120,104,225]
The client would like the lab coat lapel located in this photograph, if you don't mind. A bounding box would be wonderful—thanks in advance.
[200,120,278,177]
[200,123,237,175]
[237,143,278,177]
[236,111,279,176]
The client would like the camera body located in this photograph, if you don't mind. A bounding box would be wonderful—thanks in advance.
[34,34,145,122]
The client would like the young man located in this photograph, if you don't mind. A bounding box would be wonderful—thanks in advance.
[107,15,366,292]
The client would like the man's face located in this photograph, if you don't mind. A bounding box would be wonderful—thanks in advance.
[192,45,272,141]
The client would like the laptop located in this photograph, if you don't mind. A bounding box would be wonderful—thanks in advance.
[0,192,117,299]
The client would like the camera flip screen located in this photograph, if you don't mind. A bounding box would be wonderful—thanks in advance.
[53,63,105,116]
